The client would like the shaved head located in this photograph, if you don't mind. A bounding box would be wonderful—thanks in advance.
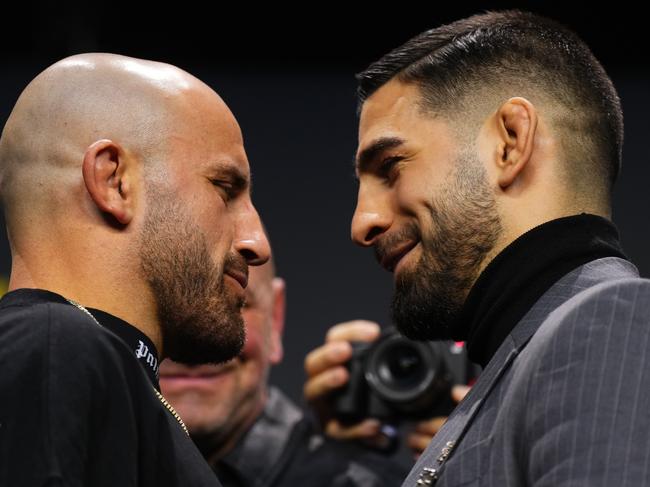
[0,54,229,229]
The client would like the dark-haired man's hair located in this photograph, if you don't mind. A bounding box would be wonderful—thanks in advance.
[356,10,623,204]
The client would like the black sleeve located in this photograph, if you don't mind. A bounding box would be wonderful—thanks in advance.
[271,419,409,487]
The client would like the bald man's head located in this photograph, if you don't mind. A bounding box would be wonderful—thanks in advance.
[0,53,233,229]
[0,53,271,365]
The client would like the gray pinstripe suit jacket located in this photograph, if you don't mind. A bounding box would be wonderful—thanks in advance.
[403,257,650,486]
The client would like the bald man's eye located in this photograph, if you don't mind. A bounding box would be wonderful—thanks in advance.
[210,179,236,201]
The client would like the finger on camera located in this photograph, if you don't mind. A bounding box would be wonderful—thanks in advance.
[325,418,381,440]
[413,417,447,435]
[407,432,434,455]
[325,320,381,343]
[304,366,349,402]
[452,385,471,403]
[304,341,353,377]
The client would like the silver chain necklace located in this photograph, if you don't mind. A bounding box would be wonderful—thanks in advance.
[66,298,189,435]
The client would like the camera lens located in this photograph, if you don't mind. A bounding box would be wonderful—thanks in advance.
[365,334,440,404]
[333,331,457,423]
[377,343,427,392]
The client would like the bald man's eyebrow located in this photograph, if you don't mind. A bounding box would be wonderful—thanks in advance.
[354,137,406,176]
[210,163,249,195]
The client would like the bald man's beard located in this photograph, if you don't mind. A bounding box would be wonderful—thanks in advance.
[139,195,245,365]
[384,153,502,341]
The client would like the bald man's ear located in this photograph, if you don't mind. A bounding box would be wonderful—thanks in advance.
[82,139,134,225]
[493,97,538,189]
[268,277,286,365]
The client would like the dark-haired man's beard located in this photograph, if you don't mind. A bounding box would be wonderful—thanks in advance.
[139,194,247,365]
[387,154,502,341]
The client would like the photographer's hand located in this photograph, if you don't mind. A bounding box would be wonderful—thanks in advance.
[304,320,383,441]
[406,385,471,458]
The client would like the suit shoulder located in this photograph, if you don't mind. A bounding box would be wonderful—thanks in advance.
[544,276,650,334]
[573,275,650,302]
[521,276,650,374]
[508,277,650,485]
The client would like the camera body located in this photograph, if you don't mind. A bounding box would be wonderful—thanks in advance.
[333,329,475,424]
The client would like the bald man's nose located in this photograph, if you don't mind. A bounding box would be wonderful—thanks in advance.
[235,205,270,266]
[351,186,392,247]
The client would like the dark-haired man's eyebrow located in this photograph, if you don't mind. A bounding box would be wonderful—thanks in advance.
[354,136,406,178]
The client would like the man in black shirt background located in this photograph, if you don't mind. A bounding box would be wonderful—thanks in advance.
[0,53,269,486]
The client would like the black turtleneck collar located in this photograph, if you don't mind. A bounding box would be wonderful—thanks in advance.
[453,214,627,368]
[0,288,160,388]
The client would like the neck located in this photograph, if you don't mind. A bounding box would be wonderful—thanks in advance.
[8,248,163,353]
[454,213,626,367]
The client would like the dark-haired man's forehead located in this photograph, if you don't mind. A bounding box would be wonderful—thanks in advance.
[359,79,420,119]
[358,81,418,137]
[356,79,452,174]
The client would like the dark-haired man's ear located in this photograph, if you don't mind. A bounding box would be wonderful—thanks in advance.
[494,97,538,189]
[82,139,135,225]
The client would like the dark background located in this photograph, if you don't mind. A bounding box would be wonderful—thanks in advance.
[1,2,648,404]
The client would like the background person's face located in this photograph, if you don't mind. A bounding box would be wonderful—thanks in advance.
[140,87,270,364]
[158,265,285,446]
[352,80,502,340]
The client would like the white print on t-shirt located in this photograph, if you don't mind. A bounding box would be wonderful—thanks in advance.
[135,340,159,378]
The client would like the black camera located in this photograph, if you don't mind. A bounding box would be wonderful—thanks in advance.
[333,329,475,424]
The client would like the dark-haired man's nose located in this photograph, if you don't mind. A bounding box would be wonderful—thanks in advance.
[351,183,392,247]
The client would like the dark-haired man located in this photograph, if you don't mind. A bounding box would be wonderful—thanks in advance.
[306,10,650,486]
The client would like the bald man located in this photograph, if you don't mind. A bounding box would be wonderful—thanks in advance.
[0,54,269,487]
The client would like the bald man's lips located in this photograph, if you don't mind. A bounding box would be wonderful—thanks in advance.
[380,241,418,273]
[224,269,248,290]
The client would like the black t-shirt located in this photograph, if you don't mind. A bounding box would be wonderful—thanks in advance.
[0,288,222,487]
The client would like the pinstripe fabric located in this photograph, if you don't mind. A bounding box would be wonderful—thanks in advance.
[402,257,650,486]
